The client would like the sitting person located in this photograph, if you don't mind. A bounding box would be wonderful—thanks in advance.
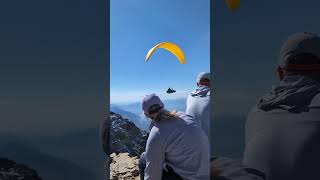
[243,32,320,180]
[186,72,211,139]
[139,94,210,180]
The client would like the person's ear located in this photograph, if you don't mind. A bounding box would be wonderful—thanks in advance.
[277,66,284,81]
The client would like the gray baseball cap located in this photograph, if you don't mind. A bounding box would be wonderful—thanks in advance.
[197,72,210,83]
[141,94,164,115]
[279,32,320,70]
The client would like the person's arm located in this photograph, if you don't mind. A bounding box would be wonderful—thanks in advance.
[144,129,165,180]
[245,107,258,145]
[186,94,191,113]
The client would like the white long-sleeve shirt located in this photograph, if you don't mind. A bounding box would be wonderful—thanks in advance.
[144,112,210,180]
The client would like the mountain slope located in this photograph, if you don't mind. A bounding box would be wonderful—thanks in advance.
[0,158,42,180]
[0,142,95,180]
[110,105,150,131]
[110,111,148,156]
[27,128,106,180]
[118,98,187,115]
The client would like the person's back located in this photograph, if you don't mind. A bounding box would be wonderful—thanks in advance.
[244,91,320,180]
[186,72,211,138]
[146,112,210,180]
[243,32,320,180]
[141,94,210,180]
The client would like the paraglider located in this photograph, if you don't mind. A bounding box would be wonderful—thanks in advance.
[166,87,176,94]
[226,0,240,11]
[146,42,186,64]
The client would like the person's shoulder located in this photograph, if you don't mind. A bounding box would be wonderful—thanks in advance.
[187,92,194,100]
[152,120,176,134]
[246,103,264,125]
[150,124,160,134]
[148,126,162,142]
[176,112,198,126]
[177,111,193,119]
[248,105,260,116]
[310,93,320,107]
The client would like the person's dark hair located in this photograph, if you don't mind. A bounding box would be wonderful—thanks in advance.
[288,53,320,66]
[147,104,162,115]
[199,78,210,83]
[198,78,210,87]
[284,53,320,80]
[147,104,179,122]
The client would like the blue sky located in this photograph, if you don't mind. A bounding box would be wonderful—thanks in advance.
[110,0,210,104]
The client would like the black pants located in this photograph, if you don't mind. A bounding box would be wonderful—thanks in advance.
[139,153,183,180]
[210,157,266,180]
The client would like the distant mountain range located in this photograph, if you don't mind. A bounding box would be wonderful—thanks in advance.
[110,105,150,131]
[27,128,106,180]
[113,98,187,114]
[111,98,187,132]
[0,128,106,180]
[0,142,95,180]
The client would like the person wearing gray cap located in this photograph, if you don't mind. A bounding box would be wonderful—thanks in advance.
[139,94,210,180]
[243,32,320,180]
[186,72,211,139]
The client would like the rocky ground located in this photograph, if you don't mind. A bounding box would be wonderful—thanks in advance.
[108,111,148,179]
[110,153,140,180]
[109,112,148,180]
[0,158,42,180]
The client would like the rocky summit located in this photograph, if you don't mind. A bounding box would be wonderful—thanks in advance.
[109,111,149,180]
[110,153,140,180]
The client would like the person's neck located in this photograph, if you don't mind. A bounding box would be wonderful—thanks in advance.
[197,85,210,89]
[283,73,320,83]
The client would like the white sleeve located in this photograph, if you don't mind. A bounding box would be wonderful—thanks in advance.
[186,95,191,113]
[144,130,165,180]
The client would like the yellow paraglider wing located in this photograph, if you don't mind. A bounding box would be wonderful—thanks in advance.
[226,0,240,11]
[146,42,186,64]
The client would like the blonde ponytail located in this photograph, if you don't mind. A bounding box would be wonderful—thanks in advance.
[151,109,180,122]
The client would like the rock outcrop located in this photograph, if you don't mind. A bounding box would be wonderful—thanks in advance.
[110,153,140,180]
[0,158,42,180]
[108,111,149,179]
[110,112,148,156]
